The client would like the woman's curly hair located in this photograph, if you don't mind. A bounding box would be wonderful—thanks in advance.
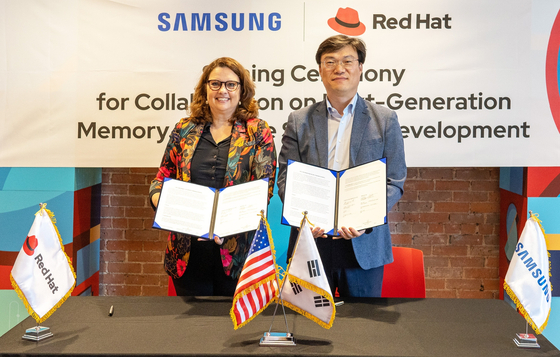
[189,57,258,124]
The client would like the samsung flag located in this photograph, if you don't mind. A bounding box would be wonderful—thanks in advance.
[504,215,551,334]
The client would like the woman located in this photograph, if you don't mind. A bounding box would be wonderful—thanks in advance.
[149,57,277,296]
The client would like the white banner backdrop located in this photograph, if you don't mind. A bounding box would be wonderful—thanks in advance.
[1,0,560,167]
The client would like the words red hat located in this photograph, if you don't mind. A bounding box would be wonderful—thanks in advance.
[328,7,365,36]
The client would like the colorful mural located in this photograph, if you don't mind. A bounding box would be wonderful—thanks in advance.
[0,168,101,335]
[500,167,560,301]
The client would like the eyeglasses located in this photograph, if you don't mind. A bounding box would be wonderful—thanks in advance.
[207,80,240,92]
[321,58,359,70]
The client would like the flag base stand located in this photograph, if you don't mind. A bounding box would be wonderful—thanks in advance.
[22,326,53,341]
[513,333,540,349]
[259,332,296,346]
[513,321,540,349]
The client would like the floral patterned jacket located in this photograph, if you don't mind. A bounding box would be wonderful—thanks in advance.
[149,117,277,279]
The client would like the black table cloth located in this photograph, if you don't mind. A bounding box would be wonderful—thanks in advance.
[1,296,558,356]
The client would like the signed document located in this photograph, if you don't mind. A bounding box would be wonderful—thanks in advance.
[282,159,386,235]
[153,177,269,239]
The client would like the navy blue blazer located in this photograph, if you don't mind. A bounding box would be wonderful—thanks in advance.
[277,95,407,270]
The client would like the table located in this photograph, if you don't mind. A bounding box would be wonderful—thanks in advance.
[0,296,558,356]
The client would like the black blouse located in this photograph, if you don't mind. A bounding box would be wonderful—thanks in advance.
[190,124,231,189]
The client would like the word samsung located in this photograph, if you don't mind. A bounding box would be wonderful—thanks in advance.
[373,13,452,30]
[34,254,59,294]
[158,12,281,31]
[514,242,550,303]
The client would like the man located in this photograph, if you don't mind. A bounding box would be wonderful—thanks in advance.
[277,35,406,297]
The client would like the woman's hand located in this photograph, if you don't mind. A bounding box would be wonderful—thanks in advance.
[335,227,365,240]
[311,226,327,238]
[151,192,160,208]
[195,235,224,244]
[213,235,224,245]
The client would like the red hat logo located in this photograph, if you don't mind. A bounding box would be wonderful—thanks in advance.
[546,9,560,134]
[328,7,366,36]
[23,235,38,256]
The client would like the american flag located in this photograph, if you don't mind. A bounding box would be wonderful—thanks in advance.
[230,217,278,329]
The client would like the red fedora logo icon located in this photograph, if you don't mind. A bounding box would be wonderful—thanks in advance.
[23,235,38,256]
[328,7,366,36]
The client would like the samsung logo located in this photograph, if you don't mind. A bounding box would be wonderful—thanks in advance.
[158,12,282,32]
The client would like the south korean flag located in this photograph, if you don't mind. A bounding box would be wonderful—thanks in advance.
[278,218,335,329]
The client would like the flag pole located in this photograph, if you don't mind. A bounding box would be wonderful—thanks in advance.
[524,210,535,346]
[264,269,291,339]
[262,209,291,337]
[14,203,76,341]
[267,211,309,333]
[260,211,309,346]
[275,211,308,303]
[275,211,309,317]
[23,204,53,341]
[507,210,543,349]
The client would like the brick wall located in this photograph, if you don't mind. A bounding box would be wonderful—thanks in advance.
[99,168,169,296]
[99,167,500,298]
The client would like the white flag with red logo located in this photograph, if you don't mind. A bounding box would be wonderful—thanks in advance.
[278,218,335,329]
[10,205,76,323]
